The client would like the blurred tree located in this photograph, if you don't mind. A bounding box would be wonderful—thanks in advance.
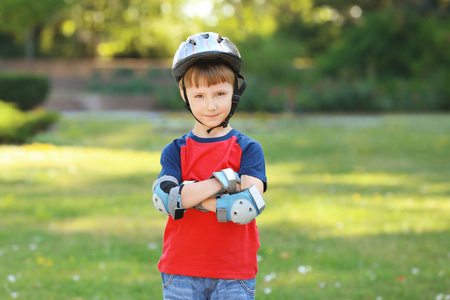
[317,2,450,79]
[0,0,69,66]
[1,0,448,66]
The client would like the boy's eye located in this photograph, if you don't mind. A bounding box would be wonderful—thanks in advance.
[216,92,226,97]
[194,95,204,99]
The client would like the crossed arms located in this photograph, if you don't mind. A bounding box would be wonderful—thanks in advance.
[180,175,264,212]
[152,170,266,224]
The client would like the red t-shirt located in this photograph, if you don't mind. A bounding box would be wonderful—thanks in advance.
[157,129,267,279]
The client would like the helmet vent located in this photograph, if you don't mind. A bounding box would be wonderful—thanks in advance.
[200,33,210,39]
[217,35,224,43]
[188,38,196,45]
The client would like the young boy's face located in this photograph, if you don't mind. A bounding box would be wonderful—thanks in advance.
[182,81,233,131]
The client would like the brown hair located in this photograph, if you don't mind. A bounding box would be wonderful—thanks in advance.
[180,62,235,89]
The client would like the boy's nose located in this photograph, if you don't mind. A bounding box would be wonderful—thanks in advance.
[206,99,217,110]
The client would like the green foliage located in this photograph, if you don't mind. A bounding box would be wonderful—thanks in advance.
[153,82,184,111]
[239,34,306,84]
[0,72,50,110]
[112,68,136,78]
[295,74,450,112]
[0,100,59,144]
[0,0,68,37]
[432,68,450,110]
[87,72,155,95]
[0,33,23,57]
[239,76,287,112]
[295,79,381,112]
[375,77,443,111]
[317,6,450,79]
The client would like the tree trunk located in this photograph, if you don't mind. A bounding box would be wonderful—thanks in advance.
[24,27,34,70]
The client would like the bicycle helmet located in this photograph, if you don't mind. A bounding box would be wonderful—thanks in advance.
[172,32,247,133]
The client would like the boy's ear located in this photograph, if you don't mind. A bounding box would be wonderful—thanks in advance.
[179,86,186,102]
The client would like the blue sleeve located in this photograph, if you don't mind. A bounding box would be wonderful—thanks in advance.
[239,139,268,192]
[158,139,183,183]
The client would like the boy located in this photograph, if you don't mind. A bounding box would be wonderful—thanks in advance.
[152,32,267,299]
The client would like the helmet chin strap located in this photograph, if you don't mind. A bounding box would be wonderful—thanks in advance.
[182,73,247,134]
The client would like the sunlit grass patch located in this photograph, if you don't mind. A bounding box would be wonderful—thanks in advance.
[49,216,165,238]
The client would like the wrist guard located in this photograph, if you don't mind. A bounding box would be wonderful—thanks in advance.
[152,175,186,220]
[216,185,265,225]
[210,168,241,197]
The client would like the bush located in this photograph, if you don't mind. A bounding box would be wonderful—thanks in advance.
[295,79,381,112]
[0,72,50,111]
[87,69,171,95]
[238,76,287,112]
[375,78,442,111]
[432,68,450,110]
[295,75,450,112]
[0,100,59,144]
[153,82,184,111]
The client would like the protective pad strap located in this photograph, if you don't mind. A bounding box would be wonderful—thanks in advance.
[153,175,179,191]
[152,175,185,220]
[248,185,266,213]
[168,186,184,219]
[211,168,241,197]
[216,207,228,223]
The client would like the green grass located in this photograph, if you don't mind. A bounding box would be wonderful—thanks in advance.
[1,112,449,299]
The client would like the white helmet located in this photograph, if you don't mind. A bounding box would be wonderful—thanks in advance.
[172,32,243,82]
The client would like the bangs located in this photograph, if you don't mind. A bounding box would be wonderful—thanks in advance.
[181,63,235,88]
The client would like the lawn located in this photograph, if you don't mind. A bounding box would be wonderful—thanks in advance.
[1,112,449,299]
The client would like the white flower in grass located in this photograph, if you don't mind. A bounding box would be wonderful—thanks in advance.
[264,272,276,282]
[12,245,19,252]
[257,255,263,262]
[147,242,157,250]
[29,244,37,251]
[72,275,80,282]
[444,295,450,300]
[318,282,326,288]
[11,292,19,298]
[436,294,444,300]
[7,275,16,283]
[334,281,341,288]
[264,288,272,294]
[411,268,419,274]
[99,263,106,270]
[298,265,312,274]
[376,297,382,300]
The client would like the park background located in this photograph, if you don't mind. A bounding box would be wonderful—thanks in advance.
[1,0,449,299]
